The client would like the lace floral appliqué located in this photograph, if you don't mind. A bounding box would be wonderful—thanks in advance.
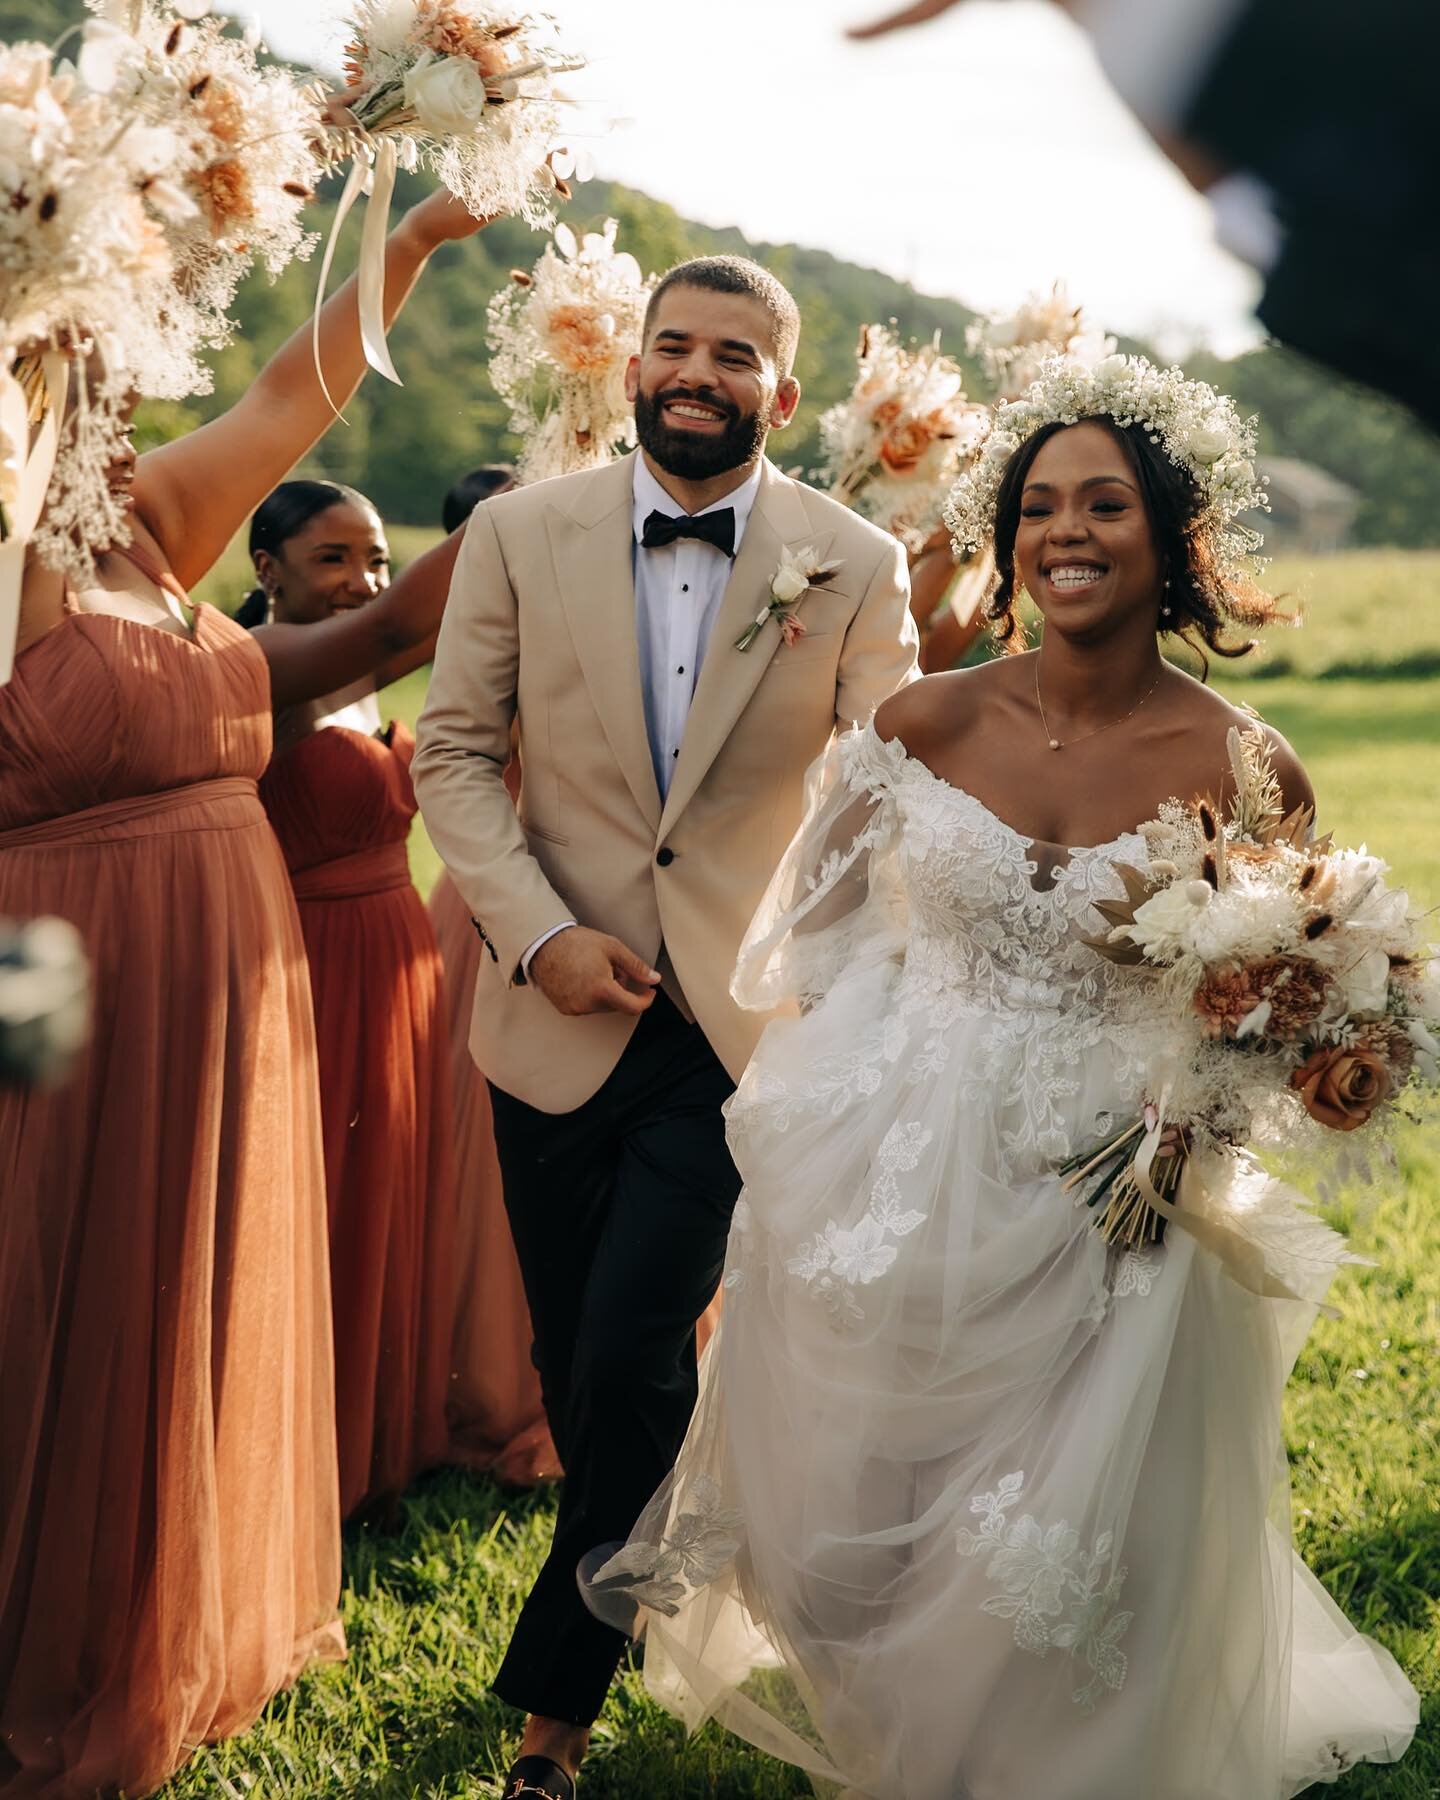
[786,1121,932,1330]
[591,1476,743,1618]
[1111,1249,1159,1299]
[956,1471,1133,1714]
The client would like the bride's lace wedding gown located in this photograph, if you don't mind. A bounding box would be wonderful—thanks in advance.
[585,723,1418,1800]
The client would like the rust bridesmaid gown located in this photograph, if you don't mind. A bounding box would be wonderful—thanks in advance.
[259,721,456,1520]
[0,581,344,1798]
[428,867,561,1487]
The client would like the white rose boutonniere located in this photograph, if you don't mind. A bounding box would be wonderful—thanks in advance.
[735,544,842,652]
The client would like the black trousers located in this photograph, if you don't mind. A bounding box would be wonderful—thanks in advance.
[487,994,742,1725]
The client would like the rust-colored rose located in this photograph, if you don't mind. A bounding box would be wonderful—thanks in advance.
[1290,1044,1391,1132]
[877,417,936,475]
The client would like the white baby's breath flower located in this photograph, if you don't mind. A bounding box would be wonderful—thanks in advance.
[360,0,420,54]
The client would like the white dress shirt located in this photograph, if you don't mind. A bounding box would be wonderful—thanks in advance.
[520,455,764,977]
[632,454,762,799]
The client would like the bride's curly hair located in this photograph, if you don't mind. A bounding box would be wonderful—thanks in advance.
[986,417,1288,676]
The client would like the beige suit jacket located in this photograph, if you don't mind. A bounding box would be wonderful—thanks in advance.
[412,451,920,1114]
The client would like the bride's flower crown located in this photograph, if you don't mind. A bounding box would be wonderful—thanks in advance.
[944,353,1267,579]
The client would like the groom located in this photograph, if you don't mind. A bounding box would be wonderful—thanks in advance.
[412,255,919,1798]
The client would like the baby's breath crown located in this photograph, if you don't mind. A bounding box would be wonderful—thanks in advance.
[943,353,1267,579]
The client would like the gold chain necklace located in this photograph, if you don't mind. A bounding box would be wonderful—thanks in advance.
[1034,660,1163,752]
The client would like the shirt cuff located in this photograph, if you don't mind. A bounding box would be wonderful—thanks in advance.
[520,920,577,979]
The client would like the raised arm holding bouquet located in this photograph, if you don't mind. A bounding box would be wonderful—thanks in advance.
[313,0,585,389]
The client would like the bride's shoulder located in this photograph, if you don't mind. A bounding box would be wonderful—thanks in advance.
[1163,667,1315,817]
[873,658,1018,758]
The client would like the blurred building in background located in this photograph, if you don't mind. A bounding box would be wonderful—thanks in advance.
[1251,457,1359,555]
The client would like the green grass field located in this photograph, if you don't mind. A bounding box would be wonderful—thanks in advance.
[164,549,1440,1799]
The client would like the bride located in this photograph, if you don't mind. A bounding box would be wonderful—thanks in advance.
[583,357,1420,1798]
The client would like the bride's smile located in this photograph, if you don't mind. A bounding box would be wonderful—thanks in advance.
[1014,420,1163,640]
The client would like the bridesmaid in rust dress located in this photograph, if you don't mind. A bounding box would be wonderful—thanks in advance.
[245,480,461,1518]
[0,190,494,1798]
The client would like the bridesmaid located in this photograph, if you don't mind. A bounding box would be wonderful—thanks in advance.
[243,479,465,1518]
[0,189,495,1799]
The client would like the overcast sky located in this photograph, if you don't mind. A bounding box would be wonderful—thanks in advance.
[239,0,1264,354]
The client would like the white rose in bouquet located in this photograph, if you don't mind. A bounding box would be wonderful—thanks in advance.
[1124,882,1208,960]
[403,52,487,136]
[1339,948,1392,1019]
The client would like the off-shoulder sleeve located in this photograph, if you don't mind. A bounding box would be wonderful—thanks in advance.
[731,722,910,1013]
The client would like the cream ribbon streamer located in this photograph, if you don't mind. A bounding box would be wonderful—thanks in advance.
[310,138,404,422]
[357,137,402,385]
[1132,1108,1342,1315]
[0,353,70,687]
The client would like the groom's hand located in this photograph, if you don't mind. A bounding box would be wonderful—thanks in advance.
[529,927,662,1017]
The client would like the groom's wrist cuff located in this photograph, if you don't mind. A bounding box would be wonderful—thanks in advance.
[519,920,577,981]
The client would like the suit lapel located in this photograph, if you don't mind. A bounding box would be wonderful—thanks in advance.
[659,462,829,838]
[547,452,662,832]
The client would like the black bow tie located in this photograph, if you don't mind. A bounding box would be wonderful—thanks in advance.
[640,507,736,559]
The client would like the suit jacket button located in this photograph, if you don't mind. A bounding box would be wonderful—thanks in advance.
[656,847,675,867]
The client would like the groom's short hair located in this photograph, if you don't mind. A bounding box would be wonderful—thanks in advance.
[643,256,800,378]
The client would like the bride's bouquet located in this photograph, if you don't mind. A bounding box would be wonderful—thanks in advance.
[486,217,653,484]
[1066,725,1440,1249]
[816,323,987,552]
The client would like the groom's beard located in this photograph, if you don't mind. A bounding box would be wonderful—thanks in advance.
[633,386,769,481]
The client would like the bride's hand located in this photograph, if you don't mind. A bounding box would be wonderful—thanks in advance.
[1158,1124,1191,1161]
